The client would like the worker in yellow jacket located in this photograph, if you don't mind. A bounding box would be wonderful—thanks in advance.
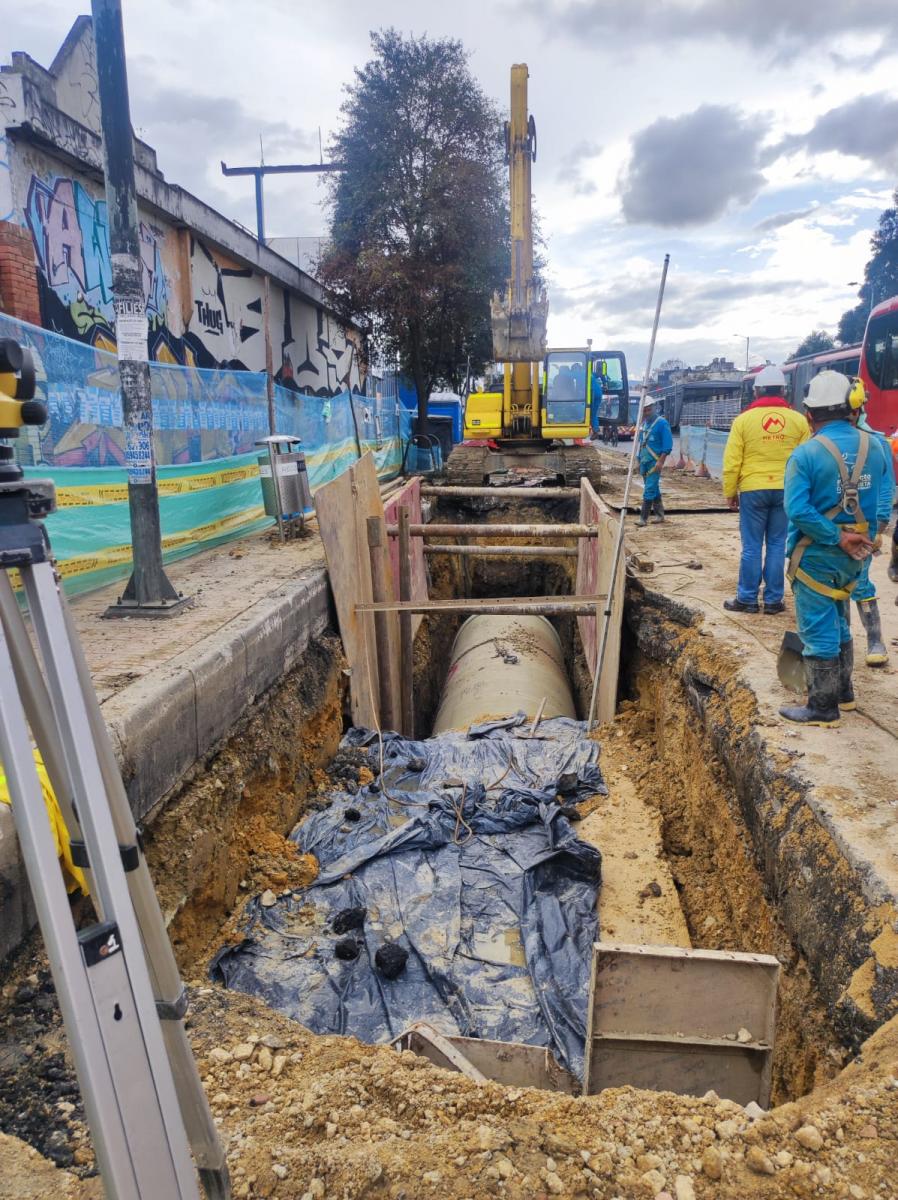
[722,365,810,614]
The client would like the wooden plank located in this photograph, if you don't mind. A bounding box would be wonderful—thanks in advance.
[397,505,415,737]
[383,477,427,636]
[314,453,400,729]
[577,480,625,724]
[392,1024,578,1094]
[583,943,779,1106]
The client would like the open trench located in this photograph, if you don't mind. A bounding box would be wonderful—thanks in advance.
[0,486,892,1196]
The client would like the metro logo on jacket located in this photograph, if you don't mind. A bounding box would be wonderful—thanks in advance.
[722,398,810,496]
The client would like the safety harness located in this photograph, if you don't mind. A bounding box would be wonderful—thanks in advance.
[787,430,870,601]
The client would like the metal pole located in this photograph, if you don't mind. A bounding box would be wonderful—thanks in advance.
[253,171,265,242]
[91,0,187,616]
[419,485,581,500]
[386,522,598,538]
[587,253,670,729]
[423,544,578,558]
[357,595,607,617]
[398,505,415,737]
[263,276,276,435]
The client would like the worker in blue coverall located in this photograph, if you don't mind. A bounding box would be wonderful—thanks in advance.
[848,402,895,665]
[637,396,673,526]
[780,371,893,727]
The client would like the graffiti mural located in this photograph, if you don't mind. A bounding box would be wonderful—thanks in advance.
[17,171,359,392]
[277,292,359,396]
[24,172,171,353]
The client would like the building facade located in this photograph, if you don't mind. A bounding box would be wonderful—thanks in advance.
[0,17,360,396]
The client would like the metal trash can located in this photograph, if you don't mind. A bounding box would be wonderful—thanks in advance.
[255,435,313,540]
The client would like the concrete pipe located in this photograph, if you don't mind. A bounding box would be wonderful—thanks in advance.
[432,615,577,734]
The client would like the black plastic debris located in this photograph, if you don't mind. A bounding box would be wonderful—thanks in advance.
[211,716,605,1080]
[332,906,366,934]
[375,942,408,980]
[335,937,361,961]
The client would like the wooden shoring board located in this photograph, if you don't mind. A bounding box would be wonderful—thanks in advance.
[576,480,625,724]
[583,943,780,1107]
[314,453,400,729]
[383,476,427,637]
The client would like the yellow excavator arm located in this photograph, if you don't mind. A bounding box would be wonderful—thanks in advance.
[490,64,548,364]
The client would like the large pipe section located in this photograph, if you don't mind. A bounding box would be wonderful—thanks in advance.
[432,615,576,734]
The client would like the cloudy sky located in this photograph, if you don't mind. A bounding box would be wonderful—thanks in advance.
[7,1,898,373]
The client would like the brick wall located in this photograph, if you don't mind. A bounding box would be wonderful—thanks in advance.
[0,220,41,327]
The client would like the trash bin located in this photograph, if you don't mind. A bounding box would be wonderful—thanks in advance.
[255,435,313,539]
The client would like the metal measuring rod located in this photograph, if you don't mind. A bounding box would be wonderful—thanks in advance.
[0,337,230,1199]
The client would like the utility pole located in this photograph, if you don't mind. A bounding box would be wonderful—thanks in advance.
[92,0,189,616]
[734,333,750,372]
[220,160,343,244]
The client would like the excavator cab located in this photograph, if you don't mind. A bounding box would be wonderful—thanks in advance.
[543,350,590,435]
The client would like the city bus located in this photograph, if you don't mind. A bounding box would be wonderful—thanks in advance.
[859,294,898,435]
[740,345,862,413]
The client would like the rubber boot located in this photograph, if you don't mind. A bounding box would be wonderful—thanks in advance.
[888,537,898,584]
[650,498,666,524]
[838,640,856,711]
[856,598,888,666]
[637,499,651,527]
[779,655,841,727]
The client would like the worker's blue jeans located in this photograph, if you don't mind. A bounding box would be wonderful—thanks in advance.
[790,545,860,658]
[737,489,787,605]
[640,461,661,502]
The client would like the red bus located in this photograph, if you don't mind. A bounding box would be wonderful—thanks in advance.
[740,345,862,413]
[859,294,898,435]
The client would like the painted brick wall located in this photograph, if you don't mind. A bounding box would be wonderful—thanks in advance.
[0,219,41,327]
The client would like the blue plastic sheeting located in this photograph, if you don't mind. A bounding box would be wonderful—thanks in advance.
[211,718,605,1080]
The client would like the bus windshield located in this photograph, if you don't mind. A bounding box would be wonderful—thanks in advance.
[865,310,898,391]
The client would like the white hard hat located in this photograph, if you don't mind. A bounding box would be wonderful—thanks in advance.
[804,369,850,409]
[753,364,786,391]
[643,395,658,408]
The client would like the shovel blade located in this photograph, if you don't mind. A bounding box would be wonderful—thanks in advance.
[777,630,805,693]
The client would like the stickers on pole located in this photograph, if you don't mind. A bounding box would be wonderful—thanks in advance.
[114,298,149,364]
[124,412,153,485]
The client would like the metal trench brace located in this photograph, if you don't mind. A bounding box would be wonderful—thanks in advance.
[0,339,229,1199]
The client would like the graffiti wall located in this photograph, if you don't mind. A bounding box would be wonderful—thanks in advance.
[10,148,359,393]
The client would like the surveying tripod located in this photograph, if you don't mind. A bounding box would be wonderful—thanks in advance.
[0,339,229,1199]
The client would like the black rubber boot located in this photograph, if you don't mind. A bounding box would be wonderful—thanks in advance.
[838,640,856,711]
[780,655,841,726]
[724,597,760,613]
[637,499,651,527]
[650,498,666,523]
[856,598,888,666]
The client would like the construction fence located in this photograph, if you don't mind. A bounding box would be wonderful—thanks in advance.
[2,314,412,596]
[674,425,727,480]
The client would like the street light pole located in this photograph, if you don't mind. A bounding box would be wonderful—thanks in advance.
[91,0,189,616]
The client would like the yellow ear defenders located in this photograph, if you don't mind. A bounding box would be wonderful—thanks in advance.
[847,376,866,411]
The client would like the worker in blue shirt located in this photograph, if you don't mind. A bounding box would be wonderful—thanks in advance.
[780,371,892,727]
[637,396,673,526]
[848,402,895,666]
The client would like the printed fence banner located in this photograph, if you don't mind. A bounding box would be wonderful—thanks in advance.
[2,314,410,595]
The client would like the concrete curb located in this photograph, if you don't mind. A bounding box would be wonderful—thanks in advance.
[0,565,333,957]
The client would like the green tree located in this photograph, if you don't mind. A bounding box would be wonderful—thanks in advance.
[788,330,835,360]
[838,187,898,345]
[319,30,508,429]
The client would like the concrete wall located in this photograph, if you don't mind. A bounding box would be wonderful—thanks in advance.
[0,20,360,395]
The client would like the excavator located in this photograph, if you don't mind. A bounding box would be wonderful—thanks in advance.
[447,64,629,488]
